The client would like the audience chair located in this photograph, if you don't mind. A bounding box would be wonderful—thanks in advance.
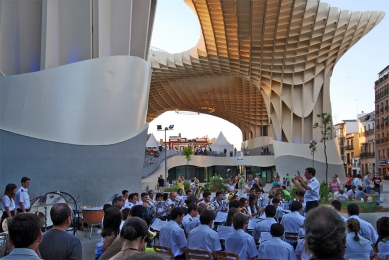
[285,232,299,242]
[185,248,212,260]
[215,251,240,260]
[153,245,175,260]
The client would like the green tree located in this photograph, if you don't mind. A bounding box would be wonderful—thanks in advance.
[182,146,193,176]
[313,112,332,204]
[309,140,317,167]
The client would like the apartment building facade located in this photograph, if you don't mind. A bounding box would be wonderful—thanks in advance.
[375,65,389,175]
[359,111,376,175]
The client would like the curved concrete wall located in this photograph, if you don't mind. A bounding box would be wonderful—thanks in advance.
[0,56,151,145]
[166,155,275,170]
[0,128,148,206]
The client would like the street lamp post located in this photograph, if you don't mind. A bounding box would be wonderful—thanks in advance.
[157,125,174,181]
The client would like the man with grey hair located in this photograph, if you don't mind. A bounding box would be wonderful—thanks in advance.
[304,205,346,260]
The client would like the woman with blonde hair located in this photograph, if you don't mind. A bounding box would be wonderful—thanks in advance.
[344,218,374,259]
[110,217,148,260]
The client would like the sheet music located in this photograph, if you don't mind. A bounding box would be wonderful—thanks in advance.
[150,218,170,231]
[215,212,228,223]
[248,218,261,230]
[217,226,233,240]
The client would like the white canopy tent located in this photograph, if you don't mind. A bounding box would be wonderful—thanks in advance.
[146,133,159,148]
[210,131,233,155]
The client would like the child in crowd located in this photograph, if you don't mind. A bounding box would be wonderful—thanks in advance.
[337,190,347,201]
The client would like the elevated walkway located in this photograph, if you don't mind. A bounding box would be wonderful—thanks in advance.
[142,154,275,190]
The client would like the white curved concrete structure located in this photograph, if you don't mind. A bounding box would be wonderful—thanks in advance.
[0,56,151,145]
[0,0,156,206]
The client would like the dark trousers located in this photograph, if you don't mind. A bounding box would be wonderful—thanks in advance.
[175,253,186,260]
[16,208,30,213]
[305,200,319,213]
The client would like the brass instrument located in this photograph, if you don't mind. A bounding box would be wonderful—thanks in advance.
[194,186,205,199]
[148,229,157,239]
[206,201,218,214]
[227,192,235,201]
[146,199,155,207]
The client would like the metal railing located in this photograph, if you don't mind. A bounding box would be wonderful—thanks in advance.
[345,145,354,150]
[360,152,375,159]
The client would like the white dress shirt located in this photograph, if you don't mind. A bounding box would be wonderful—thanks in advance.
[349,215,378,243]
[258,237,297,260]
[160,220,187,257]
[187,224,221,253]
[295,238,311,260]
[252,217,277,242]
[305,177,320,202]
[225,229,257,260]
[1,195,15,211]
[280,211,305,233]
[344,232,374,259]
[15,186,30,210]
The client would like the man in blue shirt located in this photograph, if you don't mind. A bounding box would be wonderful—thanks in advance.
[187,210,221,258]
[331,200,348,222]
[4,213,42,259]
[280,201,305,241]
[252,205,277,243]
[291,168,320,213]
[160,207,187,259]
[225,213,257,260]
[257,223,297,260]
[182,203,199,235]
[347,203,377,243]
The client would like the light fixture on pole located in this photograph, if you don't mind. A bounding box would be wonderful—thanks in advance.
[157,124,174,181]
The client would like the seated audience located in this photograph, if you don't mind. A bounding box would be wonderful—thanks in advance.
[187,210,221,257]
[110,217,148,260]
[295,227,311,260]
[304,205,346,260]
[3,213,42,260]
[337,190,347,201]
[374,217,389,260]
[347,203,377,243]
[257,223,296,260]
[253,205,277,243]
[355,186,367,201]
[160,207,187,259]
[344,218,374,259]
[95,207,121,259]
[39,203,82,260]
[120,208,131,230]
[348,186,357,200]
[225,213,257,260]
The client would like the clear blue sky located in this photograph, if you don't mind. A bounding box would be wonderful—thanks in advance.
[149,0,389,147]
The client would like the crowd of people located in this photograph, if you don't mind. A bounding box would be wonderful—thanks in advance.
[1,169,388,260]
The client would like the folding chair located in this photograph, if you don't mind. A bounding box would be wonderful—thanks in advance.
[153,245,175,260]
[185,248,213,260]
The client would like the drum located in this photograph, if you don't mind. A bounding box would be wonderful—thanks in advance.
[82,207,104,225]
[30,192,68,228]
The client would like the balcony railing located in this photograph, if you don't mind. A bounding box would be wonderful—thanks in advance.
[360,152,375,159]
[377,139,381,144]
[376,89,389,101]
[381,108,384,113]
[345,145,354,150]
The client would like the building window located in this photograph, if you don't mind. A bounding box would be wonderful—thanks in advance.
[378,150,381,159]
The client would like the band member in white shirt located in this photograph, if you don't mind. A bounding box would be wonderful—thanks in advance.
[160,208,187,259]
[15,177,31,213]
[182,203,199,235]
[213,191,228,212]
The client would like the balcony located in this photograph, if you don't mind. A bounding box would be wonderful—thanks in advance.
[345,145,354,150]
[375,89,389,101]
[381,108,384,114]
[366,129,374,136]
[360,152,375,159]
[386,105,388,111]
[377,139,381,144]
[377,124,380,130]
